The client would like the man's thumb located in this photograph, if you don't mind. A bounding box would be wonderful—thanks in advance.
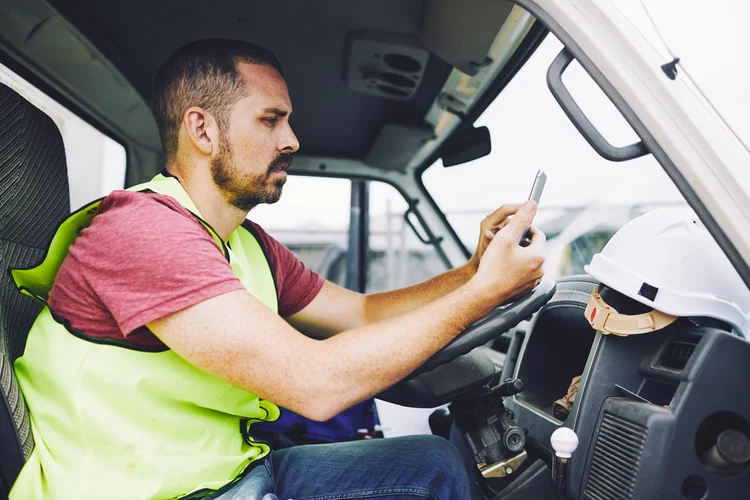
[505,200,537,237]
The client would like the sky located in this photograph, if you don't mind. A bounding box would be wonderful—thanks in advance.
[640,0,750,153]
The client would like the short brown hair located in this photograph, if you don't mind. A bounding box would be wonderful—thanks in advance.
[151,38,283,158]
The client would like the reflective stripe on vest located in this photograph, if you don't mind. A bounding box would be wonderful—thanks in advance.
[10,173,280,499]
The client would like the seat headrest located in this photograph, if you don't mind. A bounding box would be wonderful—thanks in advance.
[0,83,70,248]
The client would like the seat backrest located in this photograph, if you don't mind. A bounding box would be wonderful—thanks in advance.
[0,83,70,495]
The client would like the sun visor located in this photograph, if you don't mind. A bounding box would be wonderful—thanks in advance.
[419,0,515,76]
[365,124,435,172]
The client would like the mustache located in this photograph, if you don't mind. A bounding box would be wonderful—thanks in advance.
[269,153,294,171]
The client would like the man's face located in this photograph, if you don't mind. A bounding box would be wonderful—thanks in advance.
[211,62,299,212]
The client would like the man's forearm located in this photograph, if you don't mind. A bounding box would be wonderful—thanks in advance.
[308,278,495,419]
[363,260,477,324]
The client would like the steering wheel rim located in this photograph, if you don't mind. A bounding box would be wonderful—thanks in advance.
[394,276,556,380]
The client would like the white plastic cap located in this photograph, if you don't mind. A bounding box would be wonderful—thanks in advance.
[584,207,750,336]
[551,427,579,459]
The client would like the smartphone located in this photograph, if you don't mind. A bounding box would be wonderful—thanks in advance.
[518,170,546,246]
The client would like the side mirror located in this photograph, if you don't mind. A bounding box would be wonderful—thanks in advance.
[440,125,491,167]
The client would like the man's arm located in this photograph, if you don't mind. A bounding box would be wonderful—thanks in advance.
[287,203,524,339]
[287,265,474,339]
[148,202,544,422]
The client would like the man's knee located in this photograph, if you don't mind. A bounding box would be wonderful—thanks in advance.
[399,435,470,493]
[405,435,462,466]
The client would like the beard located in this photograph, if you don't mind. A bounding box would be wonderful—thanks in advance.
[210,141,292,212]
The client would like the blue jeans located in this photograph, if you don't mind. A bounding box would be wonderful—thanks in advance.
[211,435,471,499]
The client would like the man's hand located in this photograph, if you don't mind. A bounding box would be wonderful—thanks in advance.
[468,200,546,306]
[468,203,524,271]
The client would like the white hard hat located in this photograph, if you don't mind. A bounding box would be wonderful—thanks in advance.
[584,207,750,337]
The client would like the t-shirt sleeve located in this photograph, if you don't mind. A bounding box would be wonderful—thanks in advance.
[72,191,245,337]
[244,221,324,317]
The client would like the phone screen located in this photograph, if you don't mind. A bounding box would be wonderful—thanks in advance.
[518,170,546,246]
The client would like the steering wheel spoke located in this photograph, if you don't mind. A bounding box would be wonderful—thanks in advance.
[378,277,556,407]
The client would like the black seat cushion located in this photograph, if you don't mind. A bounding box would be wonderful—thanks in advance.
[0,83,70,494]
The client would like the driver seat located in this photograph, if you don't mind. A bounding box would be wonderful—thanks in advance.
[0,83,71,496]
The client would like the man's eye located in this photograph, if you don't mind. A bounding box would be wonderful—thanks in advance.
[262,117,278,126]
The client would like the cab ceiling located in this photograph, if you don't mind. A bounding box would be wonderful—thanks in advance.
[44,0,453,160]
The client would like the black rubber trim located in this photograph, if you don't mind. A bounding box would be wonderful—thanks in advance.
[547,47,648,161]
[414,21,551,261]
[511,0,750,291]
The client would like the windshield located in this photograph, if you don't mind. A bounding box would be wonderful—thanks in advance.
[422,34,687,278]
[640,0,750,152]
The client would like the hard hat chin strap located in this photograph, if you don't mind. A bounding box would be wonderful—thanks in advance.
[585,286,677,336]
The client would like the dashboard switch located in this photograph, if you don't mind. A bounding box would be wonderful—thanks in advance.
[495,378,525,398]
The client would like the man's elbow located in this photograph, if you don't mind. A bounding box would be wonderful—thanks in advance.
[298,398,347,423]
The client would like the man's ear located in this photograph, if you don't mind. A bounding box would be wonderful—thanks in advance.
[182,107,220,156]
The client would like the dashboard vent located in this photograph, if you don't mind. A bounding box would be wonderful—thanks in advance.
[655,337,698,371]
[584,413,648,500]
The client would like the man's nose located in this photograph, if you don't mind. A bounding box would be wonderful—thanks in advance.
[279,122,300,153]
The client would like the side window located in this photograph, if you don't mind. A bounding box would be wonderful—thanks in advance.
[422,35,688,279]
[0,62,127,209]
[250,176,447,293]
[249,176,352,287]
[367,182,446,293]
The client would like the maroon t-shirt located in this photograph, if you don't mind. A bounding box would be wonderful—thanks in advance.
[47,190,324,348]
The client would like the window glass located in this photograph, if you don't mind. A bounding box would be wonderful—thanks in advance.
[421,35,687,278]
[0,62,127,209]
[249,176,351,286]
[367,182,446,293]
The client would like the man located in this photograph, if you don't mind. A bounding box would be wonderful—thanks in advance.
[11,39,545,499]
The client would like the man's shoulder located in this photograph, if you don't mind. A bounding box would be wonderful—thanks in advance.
[80,190,205,244]
[97,190,194,219]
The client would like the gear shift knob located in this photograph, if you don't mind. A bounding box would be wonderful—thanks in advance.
[550,428,578,500]
[551,427,579,459]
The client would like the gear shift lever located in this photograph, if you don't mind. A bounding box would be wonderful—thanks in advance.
[550,428,579,500]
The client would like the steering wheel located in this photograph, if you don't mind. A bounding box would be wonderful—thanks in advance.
[378,277,556,407]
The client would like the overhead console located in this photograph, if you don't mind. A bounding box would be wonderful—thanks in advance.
[341,0,537,172]
[343,0,516,103]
